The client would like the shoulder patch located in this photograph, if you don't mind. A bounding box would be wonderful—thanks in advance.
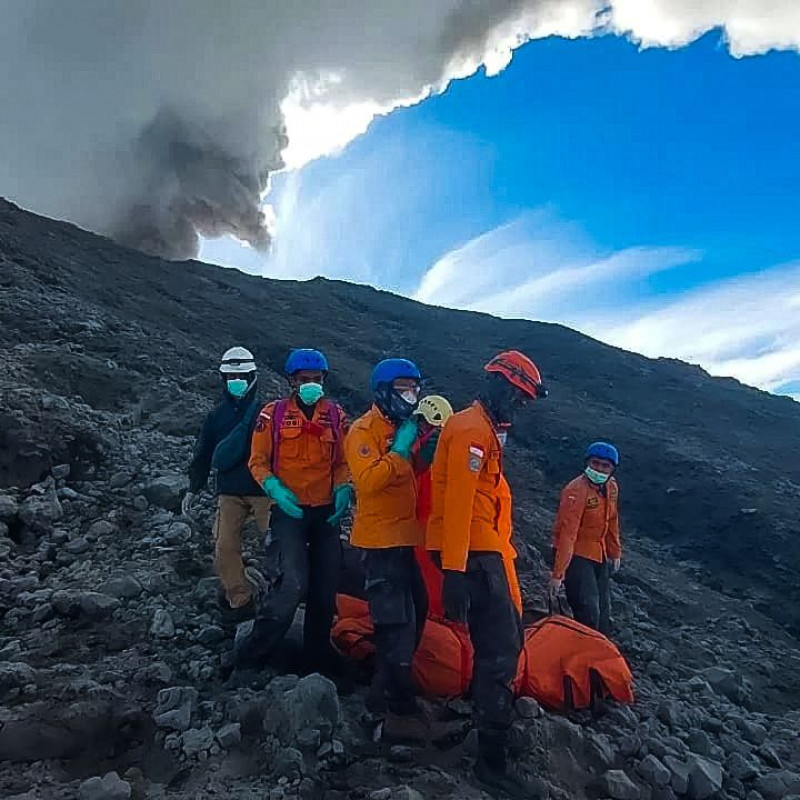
[468,454,482,472]
[358,443,372,458]
[255,409,271,432]
[469,444,485,458]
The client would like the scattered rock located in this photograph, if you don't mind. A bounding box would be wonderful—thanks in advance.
[639,755,672,788]
[0,495,20,521]
[102,575,143,599]
[87,519,117,539]
[51,463,71,480]
[78,771,131,800]
[600,769,641,800]
[700,667,751,706]
[264,673,340,747]
[142,475,188,512]
[181,726,214,757]
[216,722,242,749]
[150,608,176,638]
[515,696,542,719]
[687,755,724,800]
[727,752,759,782]
[19,493,63,532]
[274,746,304,780]
[79,591,121,618]
[154,686,197,731]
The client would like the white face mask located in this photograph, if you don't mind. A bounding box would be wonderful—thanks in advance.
[400,390,419,405]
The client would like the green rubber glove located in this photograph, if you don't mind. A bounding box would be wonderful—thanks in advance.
[326,484,353,526]
[390,418,419,460]
[262,476,303,519]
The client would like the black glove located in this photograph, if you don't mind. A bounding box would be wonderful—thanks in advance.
[442,569,469,623]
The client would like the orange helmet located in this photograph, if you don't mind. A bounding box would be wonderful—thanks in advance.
[484,350,547,400]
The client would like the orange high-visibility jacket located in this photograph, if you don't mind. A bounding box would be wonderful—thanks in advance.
[551,474,621,581]
[249,396,349,507]
[344,406,422,549]
[426,402,509,572]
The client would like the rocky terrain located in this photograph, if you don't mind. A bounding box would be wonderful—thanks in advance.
[0,197,799,800]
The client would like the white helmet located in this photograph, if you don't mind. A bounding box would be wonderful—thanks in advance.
[220,346,257,374]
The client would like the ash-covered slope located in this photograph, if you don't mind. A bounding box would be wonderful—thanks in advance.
[2,197,799,633]
[1,198,800,800]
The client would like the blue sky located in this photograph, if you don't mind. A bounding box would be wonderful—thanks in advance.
[201,31,800,399]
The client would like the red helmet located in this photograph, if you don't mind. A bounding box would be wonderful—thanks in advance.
[484,350,547,400]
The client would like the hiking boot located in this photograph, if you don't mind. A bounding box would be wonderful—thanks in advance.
[382,709,431,744]
[474,759,548,799]
[474,729,548,799]
[382,706,470,746]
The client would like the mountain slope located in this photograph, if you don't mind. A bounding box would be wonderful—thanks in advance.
[2,197,799,633]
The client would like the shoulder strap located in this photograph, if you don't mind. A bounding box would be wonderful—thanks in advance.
[270,398,290,472]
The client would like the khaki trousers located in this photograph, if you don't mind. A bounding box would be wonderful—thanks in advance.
[214,495,272,608]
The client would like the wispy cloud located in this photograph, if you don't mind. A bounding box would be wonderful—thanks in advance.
[414,211,700,322]
[413,213,800,396]
[594,262,800,393]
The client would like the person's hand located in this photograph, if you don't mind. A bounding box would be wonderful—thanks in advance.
[327,484,353,525]
[390,418,419,460]
[262,476,303,519]
[442,570,469,622]
[611,558,621,572]
[548,576,563,598]
[417,429,440,468]
[181,491,196,518]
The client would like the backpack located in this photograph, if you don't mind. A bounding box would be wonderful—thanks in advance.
[517,614,634,711]
[270,398,344,471]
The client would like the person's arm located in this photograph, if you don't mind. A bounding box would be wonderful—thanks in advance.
[344,424,412,495]
[248,405,275,488]
[439,430,483,572]
[187,413,215,493]
[551,481,587,581]
[606,481,622,562]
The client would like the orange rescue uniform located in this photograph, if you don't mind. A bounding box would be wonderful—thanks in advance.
[551,474,621,581]
[249,396,348,507]
[344,406,422,549]
[427,402,513,573]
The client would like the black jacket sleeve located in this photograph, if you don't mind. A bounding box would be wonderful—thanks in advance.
[188,411,216,493]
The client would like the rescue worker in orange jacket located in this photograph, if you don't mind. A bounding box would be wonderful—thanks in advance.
[427,350,548,798]
[234,349,351,675]
[344,358,430,737]
[550,442,621,636]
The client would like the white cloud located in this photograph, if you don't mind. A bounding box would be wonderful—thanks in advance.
[414,212,700,322]
[412,214,800,394]
[595,263,800,392]
[608,1,800,56]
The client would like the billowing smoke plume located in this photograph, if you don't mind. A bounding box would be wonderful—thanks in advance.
[1,1,798,260]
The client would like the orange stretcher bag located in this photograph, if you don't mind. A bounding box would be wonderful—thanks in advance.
[517,613,634,711]
[332,595,473,698]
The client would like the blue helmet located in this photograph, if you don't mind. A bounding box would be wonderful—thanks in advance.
[285,348,329,375]
[370,358,422,392]
[586,441,619,466]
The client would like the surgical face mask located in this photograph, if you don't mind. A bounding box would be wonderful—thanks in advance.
[585,466,610,485]
[298,382,324,405]
[399,389,419,405]
[226,378,249,398]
